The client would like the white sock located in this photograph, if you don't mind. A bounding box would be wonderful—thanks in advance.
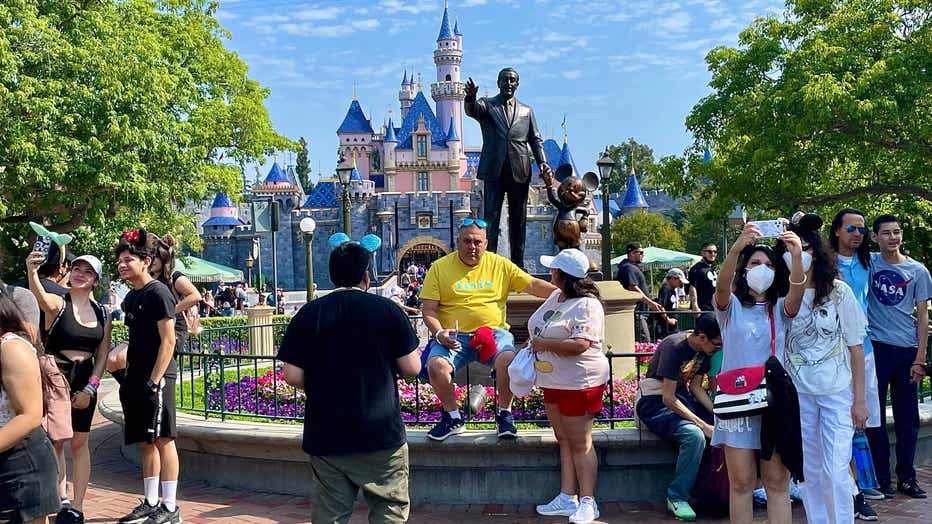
[161,480,178,512]
[448,409,462,420]
[580,496,595,505]
[143,477,159,506]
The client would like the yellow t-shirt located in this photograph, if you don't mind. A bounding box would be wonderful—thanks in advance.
[420,251,534,333]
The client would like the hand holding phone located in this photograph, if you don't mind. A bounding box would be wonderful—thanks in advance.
[32,236,52,265]
[747,219,787,238]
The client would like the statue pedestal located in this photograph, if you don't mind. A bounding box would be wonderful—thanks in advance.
[506,280,642,379]
[245,305,275,356]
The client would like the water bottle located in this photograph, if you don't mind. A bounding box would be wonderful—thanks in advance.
[852,431,878,490]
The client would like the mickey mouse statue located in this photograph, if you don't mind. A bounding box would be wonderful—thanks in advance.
[542,164,599,250]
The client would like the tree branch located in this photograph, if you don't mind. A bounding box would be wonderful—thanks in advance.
[796,184,932,206]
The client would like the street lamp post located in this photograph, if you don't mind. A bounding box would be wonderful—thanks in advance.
[596,149,616,277]
[245,254,254,289]
[335,163,354,236]
[299,217,316,303]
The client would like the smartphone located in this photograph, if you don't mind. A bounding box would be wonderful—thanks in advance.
[748,219,786,238]
[32,236,52,264]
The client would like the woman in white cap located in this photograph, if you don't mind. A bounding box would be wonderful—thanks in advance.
[531,249,608,524]
[26,251,111,524]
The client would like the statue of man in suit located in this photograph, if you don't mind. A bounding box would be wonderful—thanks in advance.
[465,68,552,269]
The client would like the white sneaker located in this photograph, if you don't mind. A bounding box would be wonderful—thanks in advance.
[569,497,600,523]
[535,494,578,516]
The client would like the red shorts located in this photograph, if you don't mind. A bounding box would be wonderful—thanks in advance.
[541,385,606,417]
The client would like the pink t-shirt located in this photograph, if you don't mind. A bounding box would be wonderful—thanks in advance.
[527,290,609,390]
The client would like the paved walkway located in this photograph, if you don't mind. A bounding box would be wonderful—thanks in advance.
[75,382,931,522]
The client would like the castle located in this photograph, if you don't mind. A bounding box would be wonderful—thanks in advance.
[200,3,615,291]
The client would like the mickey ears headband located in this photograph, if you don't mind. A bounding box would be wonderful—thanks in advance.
[328,233,382,253]
[120,228,149,248]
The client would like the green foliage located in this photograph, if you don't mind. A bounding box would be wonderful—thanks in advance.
[111,314,293,345]
[610,211,686,255]
[0,0,293,280]
[296,137,311,194]
[602,138,659,192]
[654,0,931,263]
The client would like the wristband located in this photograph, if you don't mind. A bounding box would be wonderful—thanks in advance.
[87,376,101,388]
[82,384,98,396]
[789,274,808,286]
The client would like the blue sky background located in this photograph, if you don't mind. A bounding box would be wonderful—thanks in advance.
[215,0,784,183]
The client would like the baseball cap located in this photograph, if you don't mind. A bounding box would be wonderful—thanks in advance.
[72,255,103,278]
[665,267,689,284]
[625,242,643,254]
[540,249,590,279]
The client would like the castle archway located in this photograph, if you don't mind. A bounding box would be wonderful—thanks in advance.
[397,236,449,273]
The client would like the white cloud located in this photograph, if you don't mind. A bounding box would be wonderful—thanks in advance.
[378,0,438,15]
[562,69,582,79]
[278,18,380,38]
[461,0,488,6]
[293,7,344,21]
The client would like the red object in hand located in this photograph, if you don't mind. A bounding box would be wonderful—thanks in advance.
[470,326,497,364]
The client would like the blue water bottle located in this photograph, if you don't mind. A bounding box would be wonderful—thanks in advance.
[852,431,878,490]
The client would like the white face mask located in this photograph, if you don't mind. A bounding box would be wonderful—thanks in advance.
[746,264,775,294]
[782,251,813,273]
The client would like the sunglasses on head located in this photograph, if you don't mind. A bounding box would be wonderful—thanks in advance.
[846,225,869,235]
[462,218,487,228]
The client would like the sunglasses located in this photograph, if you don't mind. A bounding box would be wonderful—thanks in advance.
[462,218,487,228]
[845,225,869,235]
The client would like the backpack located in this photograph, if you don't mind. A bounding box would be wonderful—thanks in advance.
[691,446,730,516]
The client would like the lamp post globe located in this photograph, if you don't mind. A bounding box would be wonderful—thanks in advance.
[596,149,616,275]
[300,217,317,303]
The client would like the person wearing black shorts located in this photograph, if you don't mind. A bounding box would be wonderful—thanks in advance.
[114,229,181,524]
[26,252,111,524]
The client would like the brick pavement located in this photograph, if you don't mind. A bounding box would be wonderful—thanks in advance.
[74,383,931,523]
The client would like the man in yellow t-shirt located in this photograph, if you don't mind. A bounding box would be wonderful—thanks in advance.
[421,220,556,441]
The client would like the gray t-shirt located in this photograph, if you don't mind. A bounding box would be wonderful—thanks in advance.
[867,254,932,348]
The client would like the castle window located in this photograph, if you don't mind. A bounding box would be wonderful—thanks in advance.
[416,135,428,159]
[445,74,451,81]
[417,172,429,192]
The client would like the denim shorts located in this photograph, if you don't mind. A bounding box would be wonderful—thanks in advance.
[426,328,516,372]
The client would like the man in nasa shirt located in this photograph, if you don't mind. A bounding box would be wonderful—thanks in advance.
[864,214,932,499]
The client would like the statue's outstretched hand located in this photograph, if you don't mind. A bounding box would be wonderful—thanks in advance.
[465,78,478,98]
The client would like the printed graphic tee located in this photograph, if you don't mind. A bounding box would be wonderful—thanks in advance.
[640,331,711,397]
[867,254,932,348]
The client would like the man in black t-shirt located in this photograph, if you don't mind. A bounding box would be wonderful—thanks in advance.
[279,242,421,524]
[687,243,718,311]
[635,314,721,520]
[616,242,661,341]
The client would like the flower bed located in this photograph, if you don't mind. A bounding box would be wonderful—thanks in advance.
[199,368,639,423]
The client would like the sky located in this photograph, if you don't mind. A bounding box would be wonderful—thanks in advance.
[214,0,785,184]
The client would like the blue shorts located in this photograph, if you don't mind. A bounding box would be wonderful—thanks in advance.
[424,328,516,374]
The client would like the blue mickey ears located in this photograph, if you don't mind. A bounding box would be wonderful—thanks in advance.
[328,233,382,253]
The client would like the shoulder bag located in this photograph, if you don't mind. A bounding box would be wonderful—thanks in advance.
[712,306,775,419]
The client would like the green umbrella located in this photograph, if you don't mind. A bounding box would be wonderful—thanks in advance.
[174,256,244,283]
[610,246,702,271]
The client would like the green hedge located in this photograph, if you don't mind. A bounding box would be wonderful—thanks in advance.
[111,314,293,346]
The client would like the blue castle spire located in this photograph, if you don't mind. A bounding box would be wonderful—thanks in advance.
[402,69,408,85]
[621,173,649,209]
[454,18,461,36]
[384,117,398,142]
[337,99,374,134]
[445,116,459,142]
[211,192,234,209]
[264,162,290,184]
[437,2,453,41]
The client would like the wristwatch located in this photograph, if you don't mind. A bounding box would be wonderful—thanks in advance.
[146,379,160,392]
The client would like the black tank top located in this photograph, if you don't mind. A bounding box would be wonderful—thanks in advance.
[46,293,105,355]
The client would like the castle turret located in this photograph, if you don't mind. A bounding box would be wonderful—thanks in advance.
[383,117,398,191]
[399,69,415,119]
[431,2,464,154]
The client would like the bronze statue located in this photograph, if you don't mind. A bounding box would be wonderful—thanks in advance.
[465,68,552,269]
[543,166,599,250]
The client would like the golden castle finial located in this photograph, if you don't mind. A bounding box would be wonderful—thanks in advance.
[352,80,357,100]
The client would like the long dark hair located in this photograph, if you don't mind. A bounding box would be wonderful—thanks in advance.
[734,245,782,307]
[151,233,177,292]
[830,208,871,270]
[557,270,601,301]
[777,228,838,307]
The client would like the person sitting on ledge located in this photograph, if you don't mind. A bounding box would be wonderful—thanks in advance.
[422,219,556,441]
[636,313,722,522]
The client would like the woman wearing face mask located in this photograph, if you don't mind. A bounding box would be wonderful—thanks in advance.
[776,213,869,523]
[712,223,805,524]
[26,252,111,524]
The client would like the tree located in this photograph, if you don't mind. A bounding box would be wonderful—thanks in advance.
[296,137,312,194]
[602,138,659,193]
[610,211,685,256]
[655,0,930,225]
[0,0,292,277]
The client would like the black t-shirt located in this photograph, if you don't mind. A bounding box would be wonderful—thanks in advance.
[687,260,718,311]
[277,289,419,456]
[616,259,648,311]
[122,280,178,381]
[643,332,710,396]
[655,284,679,338]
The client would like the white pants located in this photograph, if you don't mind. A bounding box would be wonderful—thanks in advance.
[799,388,858,524]
[864,351,881,428]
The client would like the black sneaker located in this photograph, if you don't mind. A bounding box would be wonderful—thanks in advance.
[118,499,159,524]
[496,409,517,439]
[878,484,897,498]
[143,504,181,524]
[897,479,927,499]
[427,412,464,441]
[55,507,84,524]
[854,493,878,521]
[861,488,885,501]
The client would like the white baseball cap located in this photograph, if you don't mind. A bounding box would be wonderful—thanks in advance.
[540,249,590,279]
[72,255,103,278]
[665,267,689,284]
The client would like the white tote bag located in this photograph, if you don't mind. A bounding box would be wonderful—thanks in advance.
[507,346,537,397]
